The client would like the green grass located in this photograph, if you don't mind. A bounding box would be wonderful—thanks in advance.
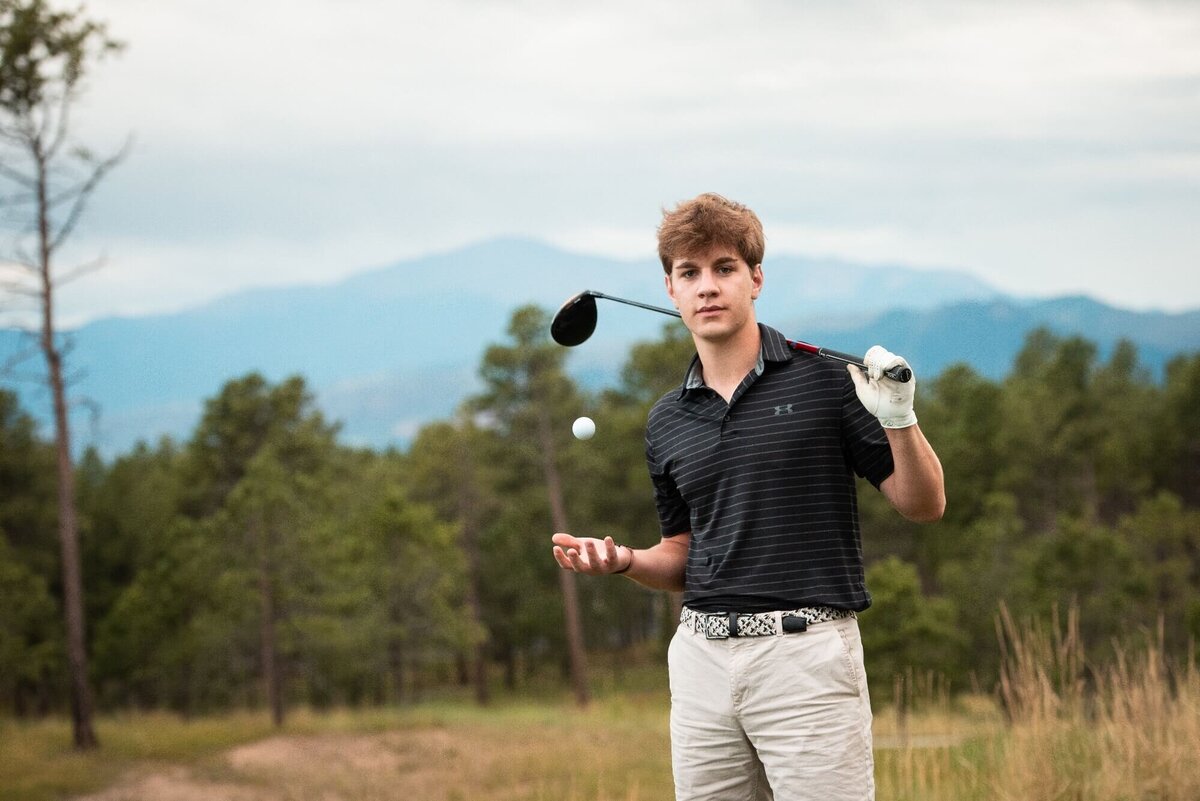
[1,710,276,801]
[0,694,677,801]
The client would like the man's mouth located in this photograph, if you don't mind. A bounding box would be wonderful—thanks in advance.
[697,305,724,315]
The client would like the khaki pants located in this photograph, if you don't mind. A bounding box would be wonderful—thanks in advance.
[668,614,874,801]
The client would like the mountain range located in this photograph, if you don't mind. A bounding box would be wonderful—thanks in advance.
[2,238,1198,458]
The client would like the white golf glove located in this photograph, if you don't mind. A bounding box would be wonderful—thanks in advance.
[848,345,917,429]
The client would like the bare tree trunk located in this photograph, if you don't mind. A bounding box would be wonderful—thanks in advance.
[454,435,491,706]
[255,517,284,727]
[409,656,423,703]
[536,407,589,707]
[35,145,97,750]
[463,542,490,705]
[388,640,405,704]
[502,644,517,691]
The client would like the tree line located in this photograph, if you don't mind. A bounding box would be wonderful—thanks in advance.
[3,307,1199,726]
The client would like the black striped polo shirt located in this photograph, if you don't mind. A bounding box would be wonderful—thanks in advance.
[645,324,895,613]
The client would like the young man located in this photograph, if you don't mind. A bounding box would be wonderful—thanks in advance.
[552,193,944,800]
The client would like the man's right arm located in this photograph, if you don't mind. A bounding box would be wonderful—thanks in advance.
[551,532,689,593]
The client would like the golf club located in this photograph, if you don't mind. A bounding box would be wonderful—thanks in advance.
[550,289,912,383]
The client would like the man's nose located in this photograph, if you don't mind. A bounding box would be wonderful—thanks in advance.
[697,268,720,296]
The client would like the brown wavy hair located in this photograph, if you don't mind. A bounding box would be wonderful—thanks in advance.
[656,193,765,274]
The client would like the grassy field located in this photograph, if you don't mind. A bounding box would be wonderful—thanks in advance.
[5,620,1198,801]
[1,693,679,801]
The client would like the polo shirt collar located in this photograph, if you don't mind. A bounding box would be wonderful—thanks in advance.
[679,324,795,398]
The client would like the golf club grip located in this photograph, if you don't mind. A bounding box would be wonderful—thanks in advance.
[822,347,913,383]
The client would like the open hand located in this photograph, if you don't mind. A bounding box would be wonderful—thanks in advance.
[552,533,631,575]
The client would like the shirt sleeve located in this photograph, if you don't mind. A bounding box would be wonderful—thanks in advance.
[645,429,691,536]
[841,370,895,489]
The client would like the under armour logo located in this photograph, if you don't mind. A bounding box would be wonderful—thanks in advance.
[774,404,794,416]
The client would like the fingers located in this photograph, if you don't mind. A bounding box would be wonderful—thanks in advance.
[849,363,879,416]
[864,345,896,381]
[583,537,602,568]
[864,345,913,385]
[551,535,623,574]
[551,532,578,549]
[551,532,578,569]
[859,345,918,429]
[847,364,866,388]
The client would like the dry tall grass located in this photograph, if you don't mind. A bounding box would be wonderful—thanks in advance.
[993,603,1200,801]
[873,674,995,801]
[876,603,1200,801]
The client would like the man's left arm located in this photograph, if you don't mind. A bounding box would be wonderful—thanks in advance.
[849,346,946,523]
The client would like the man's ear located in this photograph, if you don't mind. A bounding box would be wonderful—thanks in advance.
[751,263,764,299]
[664,273,678,306]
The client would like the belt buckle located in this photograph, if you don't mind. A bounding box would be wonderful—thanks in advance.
[703,614,727,639]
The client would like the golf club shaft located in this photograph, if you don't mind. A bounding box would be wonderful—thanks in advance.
[593,291,681,318]
[589,292,911,383]
[787,341,912,382]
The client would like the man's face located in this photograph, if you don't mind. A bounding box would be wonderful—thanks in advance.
[665,246,763,345]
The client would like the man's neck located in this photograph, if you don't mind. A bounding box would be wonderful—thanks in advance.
[694,320,761,402]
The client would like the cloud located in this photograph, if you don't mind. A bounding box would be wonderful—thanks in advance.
[27,0,1198,321]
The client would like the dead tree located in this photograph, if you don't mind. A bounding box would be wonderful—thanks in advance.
[0,0,125,749]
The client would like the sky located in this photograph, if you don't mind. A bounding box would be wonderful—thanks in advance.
[6,0,1200,326]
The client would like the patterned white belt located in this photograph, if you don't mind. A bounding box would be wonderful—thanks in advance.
[680,606,855,639]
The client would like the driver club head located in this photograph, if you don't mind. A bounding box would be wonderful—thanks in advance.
[550,291,599,347]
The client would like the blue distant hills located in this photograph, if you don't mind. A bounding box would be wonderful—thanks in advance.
[2,238,1198,457]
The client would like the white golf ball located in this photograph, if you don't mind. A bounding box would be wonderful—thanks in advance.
[572,416,596,440]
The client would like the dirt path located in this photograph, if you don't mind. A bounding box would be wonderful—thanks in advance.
[75,729,486,801]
